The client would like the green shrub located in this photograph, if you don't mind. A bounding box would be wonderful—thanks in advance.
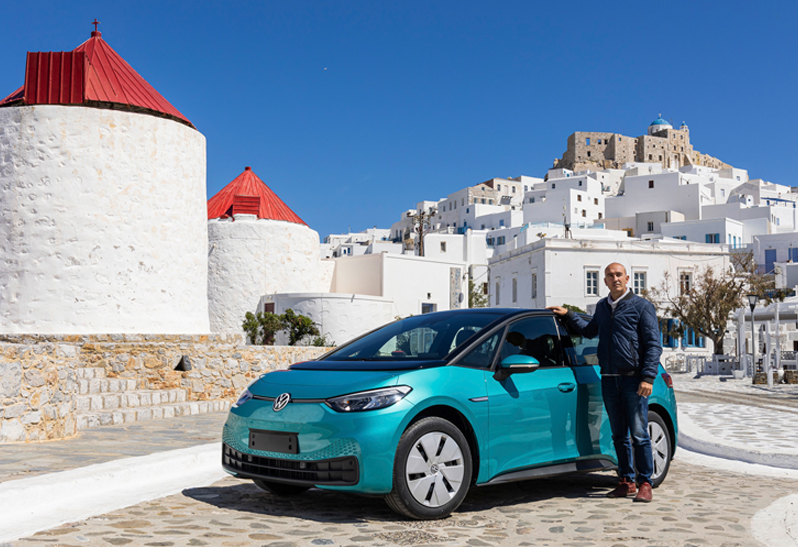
[243,309,321,346]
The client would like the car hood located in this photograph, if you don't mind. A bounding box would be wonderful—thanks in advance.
[290,359,447,372]
[249,369,403,399]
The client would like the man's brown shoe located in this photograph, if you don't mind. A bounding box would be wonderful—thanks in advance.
[606,478,636,498]
[634,482,653,503]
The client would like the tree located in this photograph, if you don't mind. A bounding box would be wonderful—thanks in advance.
[468,278,488,308]
[562,304,586,314]
[242,311,284,345]
[282,308,321,346]
[645,251,783,355]
[411,206,437,256]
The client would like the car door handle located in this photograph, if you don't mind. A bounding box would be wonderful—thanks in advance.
[558,383,576,393]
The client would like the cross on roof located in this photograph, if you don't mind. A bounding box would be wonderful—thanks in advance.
[92,19,101,32]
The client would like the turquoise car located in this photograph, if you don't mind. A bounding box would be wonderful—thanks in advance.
[222,309,678,519]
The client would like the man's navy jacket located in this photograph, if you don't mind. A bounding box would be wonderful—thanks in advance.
[564,291,663,384]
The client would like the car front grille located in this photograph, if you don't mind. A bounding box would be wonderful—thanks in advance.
[222,443,359,485]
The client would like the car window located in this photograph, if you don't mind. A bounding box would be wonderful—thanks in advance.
[499,316,562,368]
[323,311,506,361]
[557,316,599,367]
[456,330,502,369]
[447,326,481,353]
[376,326,437,357]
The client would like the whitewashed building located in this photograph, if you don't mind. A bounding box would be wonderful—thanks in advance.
[750,233,798,274]
[322,228,396,258]
[488,238,730,354]
[523,172,605,226]
[264,252,469,344]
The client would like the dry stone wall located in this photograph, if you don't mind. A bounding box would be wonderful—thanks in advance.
[0,334,329,443]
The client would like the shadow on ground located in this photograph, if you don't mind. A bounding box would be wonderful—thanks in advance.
[183,470,619,523]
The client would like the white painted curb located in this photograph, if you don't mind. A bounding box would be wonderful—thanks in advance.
[752,494,798,547]
[0,442,226,543]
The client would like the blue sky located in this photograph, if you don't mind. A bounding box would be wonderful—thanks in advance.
[2,1,795,239]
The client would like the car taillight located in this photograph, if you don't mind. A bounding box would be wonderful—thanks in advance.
[661,372,673,388]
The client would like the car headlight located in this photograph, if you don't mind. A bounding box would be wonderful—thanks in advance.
[234,388,253,407]
[326,386,412,412]
[233,375,268,407]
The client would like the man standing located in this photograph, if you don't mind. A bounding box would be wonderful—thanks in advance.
[548,263,662,502]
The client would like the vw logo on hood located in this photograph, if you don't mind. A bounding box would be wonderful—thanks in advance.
[273,393,291,412]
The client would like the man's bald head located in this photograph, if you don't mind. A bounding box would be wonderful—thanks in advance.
[605,262,627,276]
[604,262,630,299]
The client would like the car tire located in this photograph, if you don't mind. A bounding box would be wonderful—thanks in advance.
[385,416,472,520]
[253,479,310,496]
[648,410,672,488]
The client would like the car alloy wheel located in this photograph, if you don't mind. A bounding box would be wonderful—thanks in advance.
[648,410,672,487]
[385,417,472,520]
[405,431,466,507]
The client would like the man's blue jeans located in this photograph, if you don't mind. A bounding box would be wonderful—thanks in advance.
[601,375,653,485]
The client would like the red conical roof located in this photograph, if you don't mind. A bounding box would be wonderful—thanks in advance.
[0,26,193,128]
[207,167,307,225]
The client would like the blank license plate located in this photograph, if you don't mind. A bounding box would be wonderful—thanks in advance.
[249,429,299,454]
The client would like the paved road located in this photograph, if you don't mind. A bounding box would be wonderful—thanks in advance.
[12,457,791,547]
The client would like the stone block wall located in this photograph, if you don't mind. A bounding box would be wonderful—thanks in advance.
[0,334,329,443]
[0,340,80,443]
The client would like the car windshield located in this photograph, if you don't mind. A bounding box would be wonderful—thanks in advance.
[322,311,506,361]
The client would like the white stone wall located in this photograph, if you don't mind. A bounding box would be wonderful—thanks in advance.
[208,215,324,334]
[329,253,468,318]
[270,292,394,347]
[0,105,209,334]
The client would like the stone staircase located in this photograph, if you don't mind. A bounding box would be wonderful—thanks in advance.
[75,367,230,430]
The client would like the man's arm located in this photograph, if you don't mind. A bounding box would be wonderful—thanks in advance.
[638,301,663,393]
[547,306,599,339]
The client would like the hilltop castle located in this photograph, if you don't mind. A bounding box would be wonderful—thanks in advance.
[554,116,732,173]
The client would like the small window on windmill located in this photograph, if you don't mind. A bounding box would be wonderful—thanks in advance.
[231,195,260,216]
[175,355,192,372]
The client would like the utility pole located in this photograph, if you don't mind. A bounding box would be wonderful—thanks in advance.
[412,206,437,257]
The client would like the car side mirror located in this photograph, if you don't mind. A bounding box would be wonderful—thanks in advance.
[493,354,540,381]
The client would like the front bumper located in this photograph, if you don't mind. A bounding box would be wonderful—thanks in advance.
[222,443,359,485]
[222,397,413,494]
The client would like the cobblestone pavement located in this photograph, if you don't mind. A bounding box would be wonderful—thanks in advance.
[12,456,791,547]
[0,412,227,483]
[679,403,798,455]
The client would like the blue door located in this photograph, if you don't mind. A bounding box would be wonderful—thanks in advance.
[765,249,777,273]
[485,316,580,478]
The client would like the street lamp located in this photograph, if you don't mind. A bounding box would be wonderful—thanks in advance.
[747,294,759,379]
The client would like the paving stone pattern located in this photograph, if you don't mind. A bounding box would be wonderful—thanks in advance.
[13,459,788,547]
[679,403,798,454]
